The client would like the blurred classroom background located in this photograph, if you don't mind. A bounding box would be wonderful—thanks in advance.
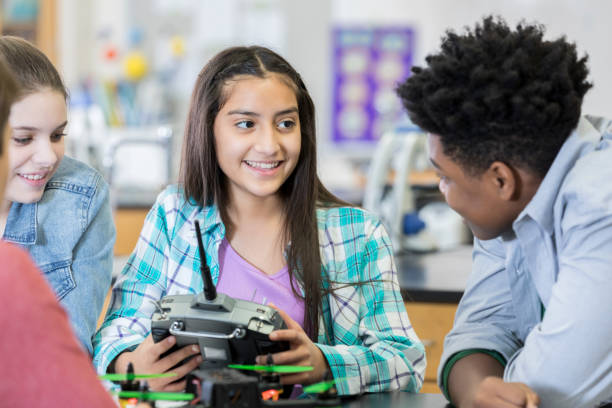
[2,0,610,249]
[2,0,611,393]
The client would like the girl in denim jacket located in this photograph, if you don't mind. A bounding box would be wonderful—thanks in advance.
[0,36,115,354]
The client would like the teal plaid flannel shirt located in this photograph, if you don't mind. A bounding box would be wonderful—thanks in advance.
[93,185,426,395]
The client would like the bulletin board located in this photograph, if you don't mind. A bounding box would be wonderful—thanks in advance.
[331,27,414,144]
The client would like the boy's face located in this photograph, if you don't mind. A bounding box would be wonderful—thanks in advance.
[428,134,518,240]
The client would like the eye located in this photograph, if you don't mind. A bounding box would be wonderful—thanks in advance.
[12,136,32,145]
[51,132,67,142]
[278,119,296,130]
[236,120,255,129]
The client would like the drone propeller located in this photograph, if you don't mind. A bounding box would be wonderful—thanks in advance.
[303,379,337,394]
[111,390,195,401]
[228,364,314,374]
[99,372,177,381]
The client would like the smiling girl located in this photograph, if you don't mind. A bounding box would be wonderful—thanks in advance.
[94,46,425,395]
[0,36,115,354]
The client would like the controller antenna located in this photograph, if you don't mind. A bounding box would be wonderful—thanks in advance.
[194,220,216,301]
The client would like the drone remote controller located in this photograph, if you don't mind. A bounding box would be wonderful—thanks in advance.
[151,221,289,368]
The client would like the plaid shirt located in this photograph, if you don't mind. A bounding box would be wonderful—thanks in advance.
[93,185,425,394]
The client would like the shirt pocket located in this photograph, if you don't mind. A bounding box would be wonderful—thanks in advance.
[40,259,76,300]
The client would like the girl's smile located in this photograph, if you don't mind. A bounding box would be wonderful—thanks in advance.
[5,89,67,204]
[243,159,283,174]
[16,170,51,187]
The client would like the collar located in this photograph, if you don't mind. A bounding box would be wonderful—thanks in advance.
[514,116,603,235]
[2,202,37,245]
[199,203,226,237]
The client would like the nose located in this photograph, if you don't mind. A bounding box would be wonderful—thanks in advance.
[253,124,280,155]
[32,138,60,168]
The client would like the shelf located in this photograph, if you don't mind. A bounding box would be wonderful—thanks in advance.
[0,0,57,65]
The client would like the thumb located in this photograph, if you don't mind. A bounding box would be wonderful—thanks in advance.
[271,304,300,330]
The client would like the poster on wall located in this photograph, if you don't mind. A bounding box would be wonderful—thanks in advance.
[332,27,414,144]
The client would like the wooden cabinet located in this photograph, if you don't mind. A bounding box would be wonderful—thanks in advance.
[405,302,457,394]
[97,208,149,328]
[113,208,149,256]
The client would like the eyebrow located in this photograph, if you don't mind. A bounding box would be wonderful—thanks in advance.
[226,107,299,117]
[13,121,68,132]
[429,157,442,170]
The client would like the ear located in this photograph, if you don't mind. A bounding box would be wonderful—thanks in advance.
[486,161,518,201]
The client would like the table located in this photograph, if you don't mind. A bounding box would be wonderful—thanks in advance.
[340,392,450,407]
[160,392,450,408]
[397,245,473,303]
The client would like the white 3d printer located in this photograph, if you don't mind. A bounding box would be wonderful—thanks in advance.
[363,127,470,253]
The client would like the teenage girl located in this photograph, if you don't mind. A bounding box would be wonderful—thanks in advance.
[0,36,115,354]
[0,40,122,408]
[94,45,425,394]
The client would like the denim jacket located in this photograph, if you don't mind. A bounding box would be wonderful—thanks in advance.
[3,156,115,354]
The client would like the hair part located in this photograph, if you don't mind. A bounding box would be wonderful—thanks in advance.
[396,16,592,177]
[180,46,348,340]
[0,36,67,101]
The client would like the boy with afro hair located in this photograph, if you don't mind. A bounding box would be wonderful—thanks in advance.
[397,16,612,408]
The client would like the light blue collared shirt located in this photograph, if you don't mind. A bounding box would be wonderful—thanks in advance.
[440,117,612,408]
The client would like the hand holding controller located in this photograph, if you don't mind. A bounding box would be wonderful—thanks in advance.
[113,334,203,392]
[151,220,289,368]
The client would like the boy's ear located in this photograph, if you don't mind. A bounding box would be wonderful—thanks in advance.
[486,161,517,201]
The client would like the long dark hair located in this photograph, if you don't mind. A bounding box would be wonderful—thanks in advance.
[180,46,348,340]
[0,36,68,101]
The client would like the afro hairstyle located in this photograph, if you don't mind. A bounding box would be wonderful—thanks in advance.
[396,15,592,177]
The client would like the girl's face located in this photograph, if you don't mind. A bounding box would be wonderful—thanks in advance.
[0,125,9,200]
[5,89,66,204]
[213,75,301,202]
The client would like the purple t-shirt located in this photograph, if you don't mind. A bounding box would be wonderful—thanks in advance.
[216,238,305,329]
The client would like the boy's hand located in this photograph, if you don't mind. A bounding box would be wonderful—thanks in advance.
[470,377,540,408]
[114,334,202,391]
[256,306,330,385]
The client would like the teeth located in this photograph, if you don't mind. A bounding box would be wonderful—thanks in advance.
[245,161,280,169]
[20,174,44,181]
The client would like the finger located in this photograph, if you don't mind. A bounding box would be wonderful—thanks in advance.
[269,329,300,343]
[149,334,178,357]
[148,375,180,392]
[171,353,204,379]
[527,395,540,408]
[162,379,188,393]
[263,348,309,366]
[256,353,275,365]
[523,388,540,407]
[157,344,200,373]
[272,307,301,331]
[498,384,536,407]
